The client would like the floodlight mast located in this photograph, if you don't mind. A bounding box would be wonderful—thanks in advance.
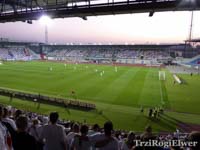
[45,25,48,44]
[39,15,51,44]
[188,11,194,41]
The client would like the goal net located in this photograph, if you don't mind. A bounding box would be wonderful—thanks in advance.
[159,71,166,80]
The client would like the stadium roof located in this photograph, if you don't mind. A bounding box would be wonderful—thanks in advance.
[0,0,200,23]
[185,38,200,43]
[0,40,186,50]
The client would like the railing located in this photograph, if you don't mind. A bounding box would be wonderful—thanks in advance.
[0,87,96,111]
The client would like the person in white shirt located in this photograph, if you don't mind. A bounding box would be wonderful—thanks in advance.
[90,121,119,150]
[40,112,67,150]
[0,129,7,150]
[71,124,92,150]
[2,107,17,130]
[0,106,8,150]
[88,124,101,136]
[66,123,80,149]
[121,131,136,150]
[28,119,40,141]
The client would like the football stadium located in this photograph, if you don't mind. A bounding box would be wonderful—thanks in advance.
[0,0,200,150]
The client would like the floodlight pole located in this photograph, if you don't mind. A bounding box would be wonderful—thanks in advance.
[45,24,48,44]
[188,11,193,41]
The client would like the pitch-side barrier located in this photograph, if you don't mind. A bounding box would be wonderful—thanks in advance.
[0,88,96,111]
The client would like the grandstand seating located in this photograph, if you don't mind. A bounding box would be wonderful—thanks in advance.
[47,49,171,65]
[186,55,200,65]
[2,44,200,65]
[0,47,39,61]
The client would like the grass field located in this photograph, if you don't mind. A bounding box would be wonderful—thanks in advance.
[0,61,200,132]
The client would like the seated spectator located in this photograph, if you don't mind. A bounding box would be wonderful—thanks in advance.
[40,112,67,150]
[90,121,119,150]
[71,124,92,150]
[12,115,37,150]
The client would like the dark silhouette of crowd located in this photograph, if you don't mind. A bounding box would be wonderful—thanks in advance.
[0,104,199,150]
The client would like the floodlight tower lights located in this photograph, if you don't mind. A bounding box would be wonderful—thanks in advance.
[39,15,52,44]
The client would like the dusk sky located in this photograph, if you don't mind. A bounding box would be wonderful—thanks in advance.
[0,11,200,44]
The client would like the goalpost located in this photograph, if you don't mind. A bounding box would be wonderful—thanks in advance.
[159,71,166,81]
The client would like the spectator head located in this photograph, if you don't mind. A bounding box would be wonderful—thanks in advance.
[14,109,23,120]
[92,124,100,132]
[16,115,28,131]
[0,105,3,120]
[49,112,59,124]
[80,125,89,136]
[72,123,80,133]
[145,125,152,133]
[136,135,141,140]
[32,119,39,126]
[127,131,135,142]
[115,130,121,139]
[104,121,113,136]
[188,131,200,150]
[3,107,8,118]
[7,106,13,118]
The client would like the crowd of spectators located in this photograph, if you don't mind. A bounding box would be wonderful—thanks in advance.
[47,49,170,60]
[0,47,172,64]
[0,104,200,150]
[0,47,38,61]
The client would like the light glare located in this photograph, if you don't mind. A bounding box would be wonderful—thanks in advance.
[39,15,52,25]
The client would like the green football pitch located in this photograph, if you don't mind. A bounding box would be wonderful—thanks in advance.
[0,61,200,131]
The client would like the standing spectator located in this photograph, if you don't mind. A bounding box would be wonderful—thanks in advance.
[12,115,37,150]
[90,121,119,150]
[29,119,40,141]
[0,129,7,150]
[66,123,80,149]
[88,124,101,136]
[71,124,92,150]
[14,109,22,121]
[0,106,8,150]
[2,107,17,130]
[141,125,154,140]
[40,112,67,150]
[121,131,136,150]
[29,119,44,150]
[140,125,157,150]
